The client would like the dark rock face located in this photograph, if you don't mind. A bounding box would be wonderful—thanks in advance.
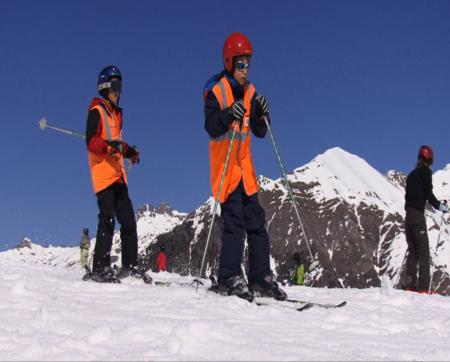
[17,238,32,249]
[385,170,407,190]
[136,202,183,220]
[143,181,405,290]
[142,201,223,277]
[140,150,449,295]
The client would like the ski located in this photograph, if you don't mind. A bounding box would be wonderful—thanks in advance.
[207,276,346,311]
[286,298,347,310]
[254,297,346,311]
[154,280,195,287]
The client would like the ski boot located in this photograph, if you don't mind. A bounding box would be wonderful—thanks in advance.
[249,273,287,301]
[116,265,152,285]
[86,266,121,284]
[210,275,254,302]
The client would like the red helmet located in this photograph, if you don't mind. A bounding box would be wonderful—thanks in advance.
[223,32,253,72]
[418,145,434,163]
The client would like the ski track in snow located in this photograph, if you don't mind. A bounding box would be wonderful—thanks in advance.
[1,263,450,361]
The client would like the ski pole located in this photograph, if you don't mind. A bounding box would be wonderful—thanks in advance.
[39,117,86,139]
[428,205,447,293]
[394,249,408,288]
[39,117,134,172]
[262,115,315,264]
[194,122,238,292]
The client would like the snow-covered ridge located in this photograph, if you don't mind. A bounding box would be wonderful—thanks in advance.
[433,165,450,201]
[3,147,449,280]
[0,240,80,269]
[261,147,405,214]
[3,202,188,270]
[136,202,187,249]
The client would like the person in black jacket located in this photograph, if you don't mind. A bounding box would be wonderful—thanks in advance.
[204,32,286,301]
[404,145,448,292]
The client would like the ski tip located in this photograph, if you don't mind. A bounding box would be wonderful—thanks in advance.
[297,303,314,312]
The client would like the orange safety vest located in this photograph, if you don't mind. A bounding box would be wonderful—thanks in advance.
[88,100,128,194]
[209,76,258,203]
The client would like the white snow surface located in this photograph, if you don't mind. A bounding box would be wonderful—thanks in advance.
[1,261,450,361]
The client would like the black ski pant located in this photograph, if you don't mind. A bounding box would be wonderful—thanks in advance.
[93,181,138,271]
[218,181,271,285]
[404,207,430,291]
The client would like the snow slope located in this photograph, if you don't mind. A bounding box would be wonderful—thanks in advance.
[1,261,450,361]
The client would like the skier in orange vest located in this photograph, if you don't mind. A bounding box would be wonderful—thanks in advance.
[85,65,145,283]
[204,33,286,300]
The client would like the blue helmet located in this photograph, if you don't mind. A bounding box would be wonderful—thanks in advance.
[97,65,122,94]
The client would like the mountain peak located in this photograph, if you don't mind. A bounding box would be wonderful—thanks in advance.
[16,237,33,249]
[288,147,404,212]
[137,202,185,219]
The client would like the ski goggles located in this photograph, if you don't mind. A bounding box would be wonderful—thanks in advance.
[235,61,250,71]
[109,79,122,93]
[98,79,122,93]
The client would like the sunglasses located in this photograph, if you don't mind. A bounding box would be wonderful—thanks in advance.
[235,61,250,71]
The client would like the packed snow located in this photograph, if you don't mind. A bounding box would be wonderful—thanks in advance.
[1,261,450,361]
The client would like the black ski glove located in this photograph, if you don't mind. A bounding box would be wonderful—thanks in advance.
[124,145,140,164]
[229,100,246,122]
[256,94,270,117]
[105,140,123,160]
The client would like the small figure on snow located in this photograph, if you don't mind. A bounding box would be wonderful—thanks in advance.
[85,65,144,283]
[404,145,448,293]
[80,227,90,269]
[290,252,307,286]
[203,32,286,301]
[156,244,167,272]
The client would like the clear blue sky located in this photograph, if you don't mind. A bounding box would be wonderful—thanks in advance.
[1,0,449,250]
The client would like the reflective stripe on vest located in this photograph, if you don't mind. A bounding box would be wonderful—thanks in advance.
[98,104,113,141]
[88,100,127,194]
[209,77,258,203]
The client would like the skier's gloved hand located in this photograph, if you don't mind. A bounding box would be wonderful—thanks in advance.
[256,94,270,117]
[127,146,140,165]
[105,140,122,160]
[120,142,140,164]
[439,201,448,213]
[229,100,246,122]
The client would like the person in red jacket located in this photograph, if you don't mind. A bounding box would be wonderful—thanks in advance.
[156,244,167,272]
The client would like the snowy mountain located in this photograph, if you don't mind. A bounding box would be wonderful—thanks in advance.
[149,147,450,294]
[109,202,186,266]
[1,238,81,269]
[4,203,187,271]
[3,148,450,295]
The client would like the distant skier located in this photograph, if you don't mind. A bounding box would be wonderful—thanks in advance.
[156,244,167,272]
[290,252,306,286]
[85,65,144,283]
[404,145,448,292]
[203,32,286,300]
[79,228,90,269]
